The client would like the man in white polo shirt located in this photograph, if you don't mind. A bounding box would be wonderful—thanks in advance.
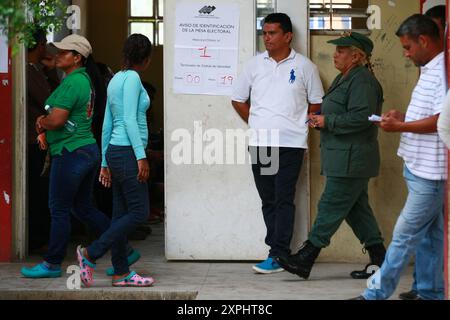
[231,13,324,273]
[352,14,446,300]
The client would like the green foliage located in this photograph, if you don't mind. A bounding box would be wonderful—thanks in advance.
[0,0,68,53]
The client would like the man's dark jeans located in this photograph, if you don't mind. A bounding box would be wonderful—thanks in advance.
[28,143,50,251]
[250,146,305,258]
[87,145,149,275]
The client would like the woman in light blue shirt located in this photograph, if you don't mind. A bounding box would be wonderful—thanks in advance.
[76,34,154,287]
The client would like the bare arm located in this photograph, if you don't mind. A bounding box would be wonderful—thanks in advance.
[380,113,439,133]
[383,109,405,122]
[308,103,321,114]
[232,100,250,123]
[36,107,69,132]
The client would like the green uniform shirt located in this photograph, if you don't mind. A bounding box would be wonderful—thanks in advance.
[320,65,384,178]
[45,67,96,156]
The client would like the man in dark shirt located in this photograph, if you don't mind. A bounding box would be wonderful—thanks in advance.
[27,28,58,253]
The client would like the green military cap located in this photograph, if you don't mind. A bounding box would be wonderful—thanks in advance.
[327,31,374,56]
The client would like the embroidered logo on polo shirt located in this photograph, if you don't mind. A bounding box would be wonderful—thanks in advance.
[289,69,296,84]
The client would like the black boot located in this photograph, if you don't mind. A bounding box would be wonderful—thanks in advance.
[275,241,321,279]
[350,243,386,279]
[399,290,420,300]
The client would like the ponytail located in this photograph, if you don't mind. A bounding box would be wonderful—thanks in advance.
[81,55,105,109]
[83,55,107,145]
[365,55,375,76]
[350,46,375,76]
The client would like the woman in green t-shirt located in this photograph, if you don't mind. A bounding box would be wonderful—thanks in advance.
[21,35,140,279]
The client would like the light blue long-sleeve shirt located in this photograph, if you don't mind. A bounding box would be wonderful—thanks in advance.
[101,70,150,167]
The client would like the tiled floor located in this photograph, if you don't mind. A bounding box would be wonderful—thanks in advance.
[0,223,413,300]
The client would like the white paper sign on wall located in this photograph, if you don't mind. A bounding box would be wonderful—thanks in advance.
[173,3,240,96]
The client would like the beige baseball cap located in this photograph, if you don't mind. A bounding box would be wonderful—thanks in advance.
[51,34,92,58]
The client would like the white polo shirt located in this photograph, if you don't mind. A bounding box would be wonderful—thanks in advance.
[397,52,447,181]
[232,49,324,148]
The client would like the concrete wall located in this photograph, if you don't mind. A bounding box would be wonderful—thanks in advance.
[164,0,316,260]
[309,0,420,263]
[11,47,27,261]
[164,0,263,260]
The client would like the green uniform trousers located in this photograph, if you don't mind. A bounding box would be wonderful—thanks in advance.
[308,176,384,248]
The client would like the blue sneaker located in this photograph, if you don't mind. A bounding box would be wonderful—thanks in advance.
[21,262,62,278]
[252,257,284,274]
[105,250,142,276]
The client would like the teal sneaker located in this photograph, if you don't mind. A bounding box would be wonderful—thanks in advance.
[21,263,62,278]
[252,257,284,274]
[105,250,142,276]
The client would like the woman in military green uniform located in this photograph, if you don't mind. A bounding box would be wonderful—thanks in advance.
[277,32,386,280]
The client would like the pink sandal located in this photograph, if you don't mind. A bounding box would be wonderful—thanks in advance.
[112,271,155,287]
[76,245,96,288]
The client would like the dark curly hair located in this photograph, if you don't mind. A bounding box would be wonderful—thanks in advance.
[27,27,47,52]
[263,13,293,33]
[122,34,153,70]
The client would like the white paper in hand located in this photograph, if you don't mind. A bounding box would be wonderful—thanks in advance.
[368,115,382,122]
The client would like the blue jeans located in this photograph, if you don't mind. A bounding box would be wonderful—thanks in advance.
[410,234,442,294]
[87,145,149,275]
[363,165,445,300]
[45,144,112,265]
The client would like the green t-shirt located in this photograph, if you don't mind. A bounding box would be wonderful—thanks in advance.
[45,67,96,156]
